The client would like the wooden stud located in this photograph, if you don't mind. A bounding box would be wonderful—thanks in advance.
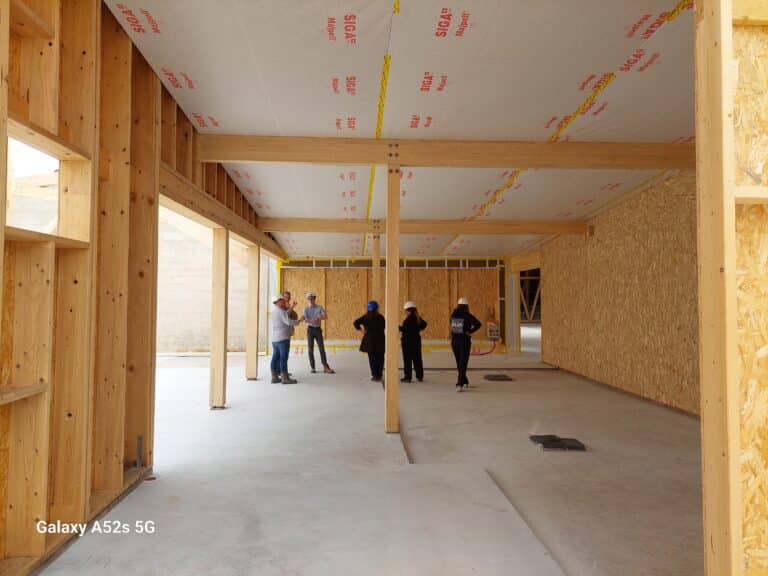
[10,0,54,38]
[91,4,130,493]
[160,86,176,169]
[695,1,742,574]
[216,164,227,205]
[125,47,160,469]
[245,245,260,380]
[58,160,91,242]
[204,162,217,196]
[190,128,203,187]
[5,242,55,557]
[196,134,697,169]
[384,165,400,433]
[0,0,9,314]
[226,177,235,210]
[175,107,192,179]
[210,228,229,408]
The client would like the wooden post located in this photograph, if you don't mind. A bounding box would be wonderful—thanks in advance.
[372,234,382,302]
[384,165,400,433]
[695,1,741,574]
[246,245,260,380]
[0,0,8,327]
[506,269,521,353]
[210,227,229,407]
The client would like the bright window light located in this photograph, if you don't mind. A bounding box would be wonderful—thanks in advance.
[6,138,60,233]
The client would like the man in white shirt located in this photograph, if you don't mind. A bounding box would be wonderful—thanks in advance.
[271,295,303,384]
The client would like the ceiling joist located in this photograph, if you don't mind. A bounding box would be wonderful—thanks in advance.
[257,217,588,236]
[197,135,695,169]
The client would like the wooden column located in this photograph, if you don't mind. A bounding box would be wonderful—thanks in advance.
[92,7,131,493]
[0,0,7,317]
[245,245,260,380]
[372,234,382,302]
[506,270,521,353]
[210,228,229,407]
[695,1,741,574]
[125,48,160,469]
[384,165,400,433]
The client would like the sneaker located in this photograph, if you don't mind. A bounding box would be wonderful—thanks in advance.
[456,384,463,393]
[323,366,335,374]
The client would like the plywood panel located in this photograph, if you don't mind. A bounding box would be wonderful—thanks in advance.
[281,268,325,335]
[736,204,768,575]
[457,269,498,329]
[541,171,699,414]
[325,268,367,340]
[407,269,450,340]
[734,27,768,186]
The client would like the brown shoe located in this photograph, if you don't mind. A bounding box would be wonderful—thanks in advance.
[323,366,335,374]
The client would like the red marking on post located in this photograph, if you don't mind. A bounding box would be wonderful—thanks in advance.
[592,101,608,116]
[620,48,646,72]
[626,14,652,38]
[637,52,660,72]
[161,68,182,89]
[191,113,207,128]
[343,14,357,44]
[140,9,161,34]
[181,72,196,89]
[116,3,146,33]
[327,17,337,41]
[435,8,452,37]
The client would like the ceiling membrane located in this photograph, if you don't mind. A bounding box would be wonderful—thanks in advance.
[107,0,694,258]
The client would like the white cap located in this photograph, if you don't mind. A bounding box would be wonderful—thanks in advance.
[306,291,316,299]
[403,301,417,310]
[272,295,285,304]
[457,297,469,305]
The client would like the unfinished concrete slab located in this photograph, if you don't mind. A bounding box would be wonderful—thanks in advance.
[42,355,564,576]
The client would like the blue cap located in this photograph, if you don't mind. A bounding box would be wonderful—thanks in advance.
[367,300,379,311]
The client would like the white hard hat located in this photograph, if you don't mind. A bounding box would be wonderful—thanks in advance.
[306,291,316,299]
[272,295,285,304]
[457,297,469,305]
[403,301,417,310]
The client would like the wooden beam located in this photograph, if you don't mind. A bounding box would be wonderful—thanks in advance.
[10,0,54,38]
[197,134,696,169]
[245,245,260,380]
[372,234,382,302]
[256,217,588,236]
[384,165,400,433]
[696,1,742,574]
[125,47,160,469]
[733,0,768,24]
[735,185,768,204]
[210,227,229,408]
[507,251,542,273]
[159,163,287,259]
[91,5,130,493]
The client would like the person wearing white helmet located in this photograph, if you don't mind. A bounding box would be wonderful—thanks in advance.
[304,291,335,374]
[399,301,427,382]
[450,297,482,392]
[271,294,304,384]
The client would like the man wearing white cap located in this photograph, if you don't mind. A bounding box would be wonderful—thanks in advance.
[399,301,427,382]
[304,292,335,374]
[450,297,482,391]
[271,294,304,384]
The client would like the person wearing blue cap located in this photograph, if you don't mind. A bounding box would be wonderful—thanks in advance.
[353,300,386,383]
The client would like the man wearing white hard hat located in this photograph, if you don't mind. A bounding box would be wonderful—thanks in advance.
[271,294,304,384]
[450,297,482,391]
[304,292,335,374]
[399,301,427,382]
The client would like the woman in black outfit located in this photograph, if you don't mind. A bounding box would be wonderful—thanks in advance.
[353,300,386,383]
[399,301,427,382]
[450,297,482,392]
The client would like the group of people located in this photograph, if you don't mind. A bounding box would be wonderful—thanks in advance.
[271,292,482,392]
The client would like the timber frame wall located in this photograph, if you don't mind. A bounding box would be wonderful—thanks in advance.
[0,3,273,573]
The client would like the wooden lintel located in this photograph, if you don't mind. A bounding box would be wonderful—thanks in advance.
[507,251,542,273]
[256,217,588,236]
[197,134,695,169]
[159,163,287,259]
[733,0,768,25]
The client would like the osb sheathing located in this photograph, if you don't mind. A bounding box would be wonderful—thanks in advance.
[457,269,499,328]
[734,27,768,186]
[541,171,699,414]
[281,268,326,314]
[406,269,451,340]
[325,269,368,340]
[736,205,768,575]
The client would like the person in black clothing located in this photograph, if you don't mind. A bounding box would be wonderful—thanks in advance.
[353,300,386,383]
[450,297,482,392]
[399,301,427,382]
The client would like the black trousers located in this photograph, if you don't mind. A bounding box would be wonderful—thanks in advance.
[451,337,471,385]
[307,326,329,370]
[402,341,424,380]
[368,350,384,379]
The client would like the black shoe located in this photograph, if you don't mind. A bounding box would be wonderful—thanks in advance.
[400,377,412,383]
[311,368,317,373]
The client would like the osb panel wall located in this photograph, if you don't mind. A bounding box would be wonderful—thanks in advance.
[736,205,768,575]
[407,269,451,340]
[325,269,368,340]
[735,25,768,575]
[457,269,499,326]
[281,267,326,314]
[541,171,699,414]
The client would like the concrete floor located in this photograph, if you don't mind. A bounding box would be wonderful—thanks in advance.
[44,329,702,575]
